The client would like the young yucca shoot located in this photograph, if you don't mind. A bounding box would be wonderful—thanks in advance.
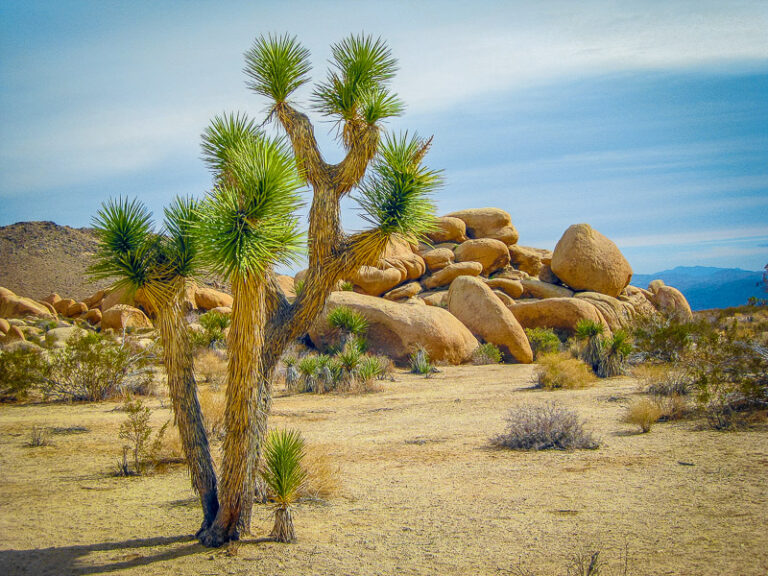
[261,428,307,543]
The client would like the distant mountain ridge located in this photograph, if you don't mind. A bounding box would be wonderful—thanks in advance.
[631,266,766,311]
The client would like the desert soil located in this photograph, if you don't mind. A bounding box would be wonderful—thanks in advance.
[1,364,766,576]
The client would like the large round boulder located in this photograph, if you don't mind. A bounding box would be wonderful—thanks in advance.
[308,291,478,365]
[380,237,426,281]
[445,208,519,245]
[0,288,55,319]
[551,224,632,297]
[447,276,532,363]
[101,305,153,332]
[421,248,455,272]
[426,216,468,244]
[507,298,608,335]
[423,261,483,290]
[353,266,405,296]
[383,282,422,301]
[454,238,511,275]
[195,287,234,311]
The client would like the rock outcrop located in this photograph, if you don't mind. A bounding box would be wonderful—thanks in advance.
[446,208,519,245]
[508,298,607,335]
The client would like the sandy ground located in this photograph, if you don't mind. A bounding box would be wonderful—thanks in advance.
[1,364,767,576]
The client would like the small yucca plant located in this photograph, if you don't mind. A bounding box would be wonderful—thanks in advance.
[261,428,307,543]
[297,355,320,393]
[575,319,605,371]
[409,347,435,376]
[597,329,633,378]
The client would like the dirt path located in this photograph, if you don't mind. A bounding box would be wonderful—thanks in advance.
[1,364,766,575]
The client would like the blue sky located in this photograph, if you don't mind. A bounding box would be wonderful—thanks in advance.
[1,0,767,273]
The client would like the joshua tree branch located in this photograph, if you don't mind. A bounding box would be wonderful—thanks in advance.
[275,103,329,188]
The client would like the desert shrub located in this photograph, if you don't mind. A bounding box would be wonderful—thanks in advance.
[199,388,226,441]
[624,398,662,433]
[409,347,436,376]
[351,355,387,391]
[536,352,596,390]
[261,428,307,543]
[42,331,152,401]
[575,319,604,370]
[631,313,705,362]
[339,280,355,291]
[525,327,560,359]
[191,310,230,349]
[117,398,169,475]
[195,348,227,388]
[472,342,502,365]
[652,393,689,422]
[633,363,691,396]
[315,354,343,393]
[26,426,53,447]
[493,401,599,450]
[596,330,632,378]
[0,347,47,402]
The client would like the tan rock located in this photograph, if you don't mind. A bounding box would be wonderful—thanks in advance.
[276,275,296,300]
[485,278,524,299]
[492,268,529,281]
[43,293,62,305]
[419,291,449,307]
[538,263,561,285]
[381,237,426,281]
[493,290,516,308]
[53,298,76,314]
[508,298,608,335]
[620,286,657,318]
[101,305,153,332]
[426,216,468,244]
[195,287,234,311]
[65,301,88,318]
[45,326,85,348]
[100,286,133,312]
[574,292,635,331]
[445,208,519,244]
[308,291,478,364]
[1,325,25,344]
[37,301,57,315]
[648,279,665,293]
[520,278,574,299]
[0,293,55,319]
[82,309,103,325]
[82,290,106,309]
[0,318,9,335]
[551,224,632,297]
[384,282,423,301]
[454,238,510,275]
[208,306,232,315]
[649,285,693,321]
[353,266,405,296]
[423,261,483,290]
[294,269,309,286]
[422,248,455,272]
[508,245,552,277]
[447,276,533,363]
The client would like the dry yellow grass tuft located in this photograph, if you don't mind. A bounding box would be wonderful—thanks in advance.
[300,444,342,500]
[194,349,227,388]
[198,387,226,441]
[625,398,663,433]
[536,352,597,390]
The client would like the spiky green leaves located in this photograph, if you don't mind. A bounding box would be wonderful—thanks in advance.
[261,428,307,507]
[244,33,311,104]
[196,126,304,280]
[161,196,200,280]
[89,197,156,289]
[313,34,402,138]
[356,132,440,243]
[201,112,261,177]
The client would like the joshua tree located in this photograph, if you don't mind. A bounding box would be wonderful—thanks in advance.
[261,428,307,542]
[194,32,439,546]
[90,197,219,531]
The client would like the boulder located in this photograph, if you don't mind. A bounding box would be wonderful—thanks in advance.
[208,306,232,315]
[508,298,608,335]
[485,278,524,299]
[574,292,635,331]
[309,291,478,364]
[45,326,84,348]
[195,287,234,311]
[445,208,519,245]
[426,216,468,244]
[492,268,529,281]
[276,275,296,300]
[43,293,62,306]
[65,301,88,318]
[2,340,42,353]
[82,289,106,309]
[508,245,552,277]
[383,282,423,301]
[82,308,103,325]
[101,305,153,332]
[0,318,9,335]
[1,325,26,344]
[520,278,574,300]
[353,266,405,296]
[381,237,426,281]
[100,287,133,312]
[0,290,55,319]
[419,291,449,308]
[423,261,483,290]
[446,276,533,363]
[294,269,309,286]
[37,301,57,315]
[648,279,665,294]
[421,248,455,272]
[538,263,561,285]
[551,224,632,297]
[619,286,658,318]
[649,284,693,321]
[454,238,510,275]
[492,290,516,308]
[53,298,76,314]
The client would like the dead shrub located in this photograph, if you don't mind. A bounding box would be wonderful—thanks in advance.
[26,426,53,447]
[536,352,596,390]
[633,363,691,396]
[493,402,599,450]
[652,394,689,422]
[199,387,226,441]
[624,398,662,433]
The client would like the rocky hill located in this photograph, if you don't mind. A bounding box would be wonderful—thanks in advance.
[0,221,111,301]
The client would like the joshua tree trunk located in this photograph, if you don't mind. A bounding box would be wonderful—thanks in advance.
[198,275,265,547]
[153,287,219,532]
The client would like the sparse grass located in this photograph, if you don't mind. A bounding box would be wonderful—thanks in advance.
[493,402,599,451]
[195,348,227,388]
[525,327,561,359]
[300,444,341,500]
[472,342,502,365]
[199,387,226,441]
[339,280,355,291]
[624,398,662,433]
[536,352,596,390]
